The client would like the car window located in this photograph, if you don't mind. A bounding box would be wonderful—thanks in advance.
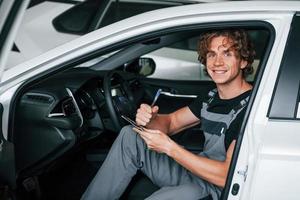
[145,30,269,81]
[268,16,300,119]
[53,0,181,35]
[100,1,176,27]
[53,0,106,34]
[144,42,206,81]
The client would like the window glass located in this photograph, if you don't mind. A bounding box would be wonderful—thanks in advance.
[101,2,176,27]
[145,43,206,81]
[146,30,269,81]
[268,16,300,119]
[79,28,269,83]
[53,0,103,35]
[53,0,179,35]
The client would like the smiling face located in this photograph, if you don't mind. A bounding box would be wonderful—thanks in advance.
[206,36,247,86]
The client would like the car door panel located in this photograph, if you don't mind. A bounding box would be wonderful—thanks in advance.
[140,78,215,113]
[0,103,16,188]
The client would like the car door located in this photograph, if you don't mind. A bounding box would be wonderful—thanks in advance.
[0,0,30,188]
[225,12,295,200]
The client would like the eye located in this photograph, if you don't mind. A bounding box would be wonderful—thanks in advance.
[224,51,233,57]
[206,52,215,59]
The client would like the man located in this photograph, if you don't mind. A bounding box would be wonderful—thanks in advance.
[82,29,255,200]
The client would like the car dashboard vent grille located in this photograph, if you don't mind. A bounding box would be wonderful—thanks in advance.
[25,93,54,104]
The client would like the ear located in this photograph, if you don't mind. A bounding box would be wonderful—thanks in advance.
[240,59,248,69]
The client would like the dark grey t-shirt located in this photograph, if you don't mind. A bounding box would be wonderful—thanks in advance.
[188,90,251,150]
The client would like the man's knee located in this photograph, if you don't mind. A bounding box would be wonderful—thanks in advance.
[120,125,135,137]
[119,125,139,145]
[120,125,135,134]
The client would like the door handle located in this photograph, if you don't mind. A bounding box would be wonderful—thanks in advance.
[160,91,197,98]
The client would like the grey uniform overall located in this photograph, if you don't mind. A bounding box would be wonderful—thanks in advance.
[81,89,249,200]
[200,89,249,161]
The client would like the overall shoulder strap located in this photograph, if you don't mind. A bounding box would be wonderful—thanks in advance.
[226,95,250,126]
[233,96,250,114]
[207,88,218,104]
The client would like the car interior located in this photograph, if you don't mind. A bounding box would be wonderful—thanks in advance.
[9,25,271,200]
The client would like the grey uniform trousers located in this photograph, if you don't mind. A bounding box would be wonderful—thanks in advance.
[81,125,221,200]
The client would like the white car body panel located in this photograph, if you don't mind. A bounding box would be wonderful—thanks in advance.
[2,1,300,198]
[0,0,29,137]
[0,0,30,80]
[7,1,76,68]
[229,15,295,200]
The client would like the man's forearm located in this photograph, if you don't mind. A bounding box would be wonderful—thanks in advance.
[146,107,200,136]
[146,114,172,135]
[166,140,234,187]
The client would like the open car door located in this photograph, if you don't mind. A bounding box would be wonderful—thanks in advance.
[0,0,30,189]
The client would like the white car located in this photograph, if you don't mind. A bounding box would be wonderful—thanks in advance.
[8,0,223,68]
[1,1,300,199]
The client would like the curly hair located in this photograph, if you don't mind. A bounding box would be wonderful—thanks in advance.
[197,29,256,77]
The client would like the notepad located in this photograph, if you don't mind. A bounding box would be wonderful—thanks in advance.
[121,115,144,131]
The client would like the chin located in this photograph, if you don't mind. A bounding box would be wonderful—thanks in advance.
[211,77,228,84]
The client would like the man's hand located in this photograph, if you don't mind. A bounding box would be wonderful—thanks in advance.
[135,104,159,127]
[133,127,174,154]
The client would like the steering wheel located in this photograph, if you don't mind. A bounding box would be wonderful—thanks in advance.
[103,71,137,132]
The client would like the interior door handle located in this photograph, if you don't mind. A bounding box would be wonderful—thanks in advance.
[160,91,197,98]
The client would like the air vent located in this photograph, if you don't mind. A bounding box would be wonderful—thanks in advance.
[25,93,54,104]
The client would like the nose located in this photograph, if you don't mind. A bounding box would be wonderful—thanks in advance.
[213,55,224,66]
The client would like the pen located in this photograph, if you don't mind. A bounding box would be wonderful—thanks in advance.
[151,88,162,107]
[121,115,144,131]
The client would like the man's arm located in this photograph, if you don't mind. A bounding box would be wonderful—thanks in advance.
[134,105,235,187]
[136,104,199,135]
[168,140,236,187]
[134,126,236,188]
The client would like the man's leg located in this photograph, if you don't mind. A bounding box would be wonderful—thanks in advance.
[145,183,210,200]
[127,130,219,200]
[81,126,143,200]
[81,125,218,200]
[132,130,221,200]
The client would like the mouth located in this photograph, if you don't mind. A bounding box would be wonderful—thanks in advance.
[212,70,227,74]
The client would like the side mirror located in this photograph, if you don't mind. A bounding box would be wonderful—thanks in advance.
[124,57,156,76]
[138,57,156,76]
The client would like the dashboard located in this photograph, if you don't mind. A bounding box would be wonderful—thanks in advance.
[13,67,143,177]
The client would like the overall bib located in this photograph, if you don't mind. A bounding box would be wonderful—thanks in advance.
[200,89,249,161]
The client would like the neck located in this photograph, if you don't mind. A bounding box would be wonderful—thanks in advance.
[217,78,252,99]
